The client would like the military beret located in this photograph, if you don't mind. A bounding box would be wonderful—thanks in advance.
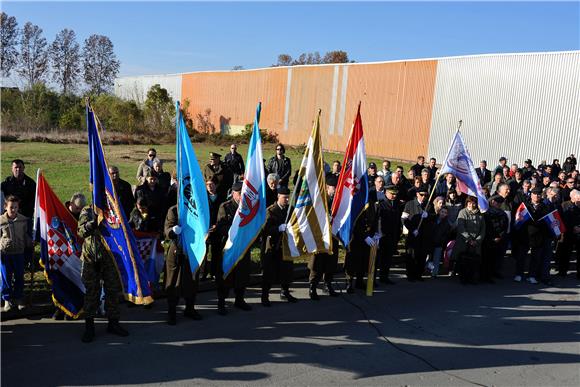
[231,181,243,192]
[531,187,543,194]
[489,195,504,204]
[326,175,338,187]
[385,184,398,193]
[209,152,221,159]
[277,186,291,195]
[417,184,429,194]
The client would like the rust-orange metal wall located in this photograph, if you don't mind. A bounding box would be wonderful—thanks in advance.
[181,60,438,161]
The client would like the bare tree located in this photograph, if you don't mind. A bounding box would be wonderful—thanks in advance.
[49,28,81,94]
[323,50,349,64]
[0,12,19,77]
[275,54,292,67]
[82,34,120,95]
[231,65,244,71]
[17,22,48,88]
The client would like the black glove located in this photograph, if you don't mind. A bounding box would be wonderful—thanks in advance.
[85,219,97,231]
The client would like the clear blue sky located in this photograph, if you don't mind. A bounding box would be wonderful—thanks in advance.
[4,1,579,77]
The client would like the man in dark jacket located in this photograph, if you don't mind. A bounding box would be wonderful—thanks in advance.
[411,156,426,177]
[214,182,252,314]
[526,188,552,285]
[224,144,245,183]
[476,160,492,186]
[402,184,430,281]
[556,190,580,278]
[204,152,234,202]
[482,196,509,283]
[134,172,166,232]
[164,205,202,325]
[376,184,402,284]
[261,186,296,306]
[109,166,135,219]
[344,201,377,293]
[1,159,36,218]
[267,144,292,187]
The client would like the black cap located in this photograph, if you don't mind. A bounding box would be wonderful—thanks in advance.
[277,186,291,195]
[417,184,429,194]
[525,159,532,164]
[385,184,398,193]
[326,175,338,187]
[369,162,377,169]
[231,181,243,192]
[531,187,543,194]
[489,195,504,204]
[209,152,221,159]
[499,156,507,161]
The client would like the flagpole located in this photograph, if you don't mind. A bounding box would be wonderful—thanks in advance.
[418,120,462,230]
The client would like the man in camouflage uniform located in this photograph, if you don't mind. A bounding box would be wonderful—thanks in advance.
[308,175,339,300]
[78,206,128,343]
[213,182,252,315]
[261,186,297,306]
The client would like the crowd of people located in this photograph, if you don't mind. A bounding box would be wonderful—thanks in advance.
[1,147,579,343]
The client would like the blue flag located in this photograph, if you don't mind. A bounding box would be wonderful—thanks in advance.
[87,104,153,305]
[222,103,266,277]
[176,103,210,274]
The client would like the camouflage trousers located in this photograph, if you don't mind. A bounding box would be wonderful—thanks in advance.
[81,242,121,319]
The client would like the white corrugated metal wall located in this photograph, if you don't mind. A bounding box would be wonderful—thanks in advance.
[114,74,182,105]
[428,51,580,167]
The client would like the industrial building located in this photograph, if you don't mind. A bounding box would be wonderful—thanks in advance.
[115,51,579,165]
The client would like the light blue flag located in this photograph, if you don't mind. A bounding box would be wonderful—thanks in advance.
[222,103,266,278]
[176,102,210,274]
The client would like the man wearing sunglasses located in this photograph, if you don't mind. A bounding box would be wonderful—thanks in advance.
[224,144,245,183]
[267,144,292,187]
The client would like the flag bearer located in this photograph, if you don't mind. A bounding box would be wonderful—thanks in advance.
[78,206,128,342]
[308,175,339,300]
[261,186,297,306]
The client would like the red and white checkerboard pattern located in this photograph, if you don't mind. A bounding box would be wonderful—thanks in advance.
[47,228,75,269]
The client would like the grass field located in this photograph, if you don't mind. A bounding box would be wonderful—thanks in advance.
[1,141,412,202]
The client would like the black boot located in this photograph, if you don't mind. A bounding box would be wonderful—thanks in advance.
[309,282,320,301]
[167,299,177,325]
[234,289,252,311]
[107,319,129,337]
[81,317,95,343]
[261,285,271,307]
[346,279,355,294]
[217,298,227,316]
[325,282,339,297]
[184,300,203,320]
[281,287,298,303]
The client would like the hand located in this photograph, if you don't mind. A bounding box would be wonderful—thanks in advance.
[85,219,97,231]
[421,211,428,219]
[364,236,375,247]
[278,224,287,232]
[412,230,419,237]
[373,232,381,242]
[172,225,182,235]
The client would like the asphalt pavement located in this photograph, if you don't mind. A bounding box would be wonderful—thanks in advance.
[2,268,580,387]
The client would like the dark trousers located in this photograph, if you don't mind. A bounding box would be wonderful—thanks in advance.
[482,241,501,281]
[378,235,398,280]
[530,240,553,281]
[407,247,428,280]
[513,239,530,277]
[262,250,293,292]
[557,233,579,276]
[214,249,251,302]
[309,241,339,285]
[344,241,369,281]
